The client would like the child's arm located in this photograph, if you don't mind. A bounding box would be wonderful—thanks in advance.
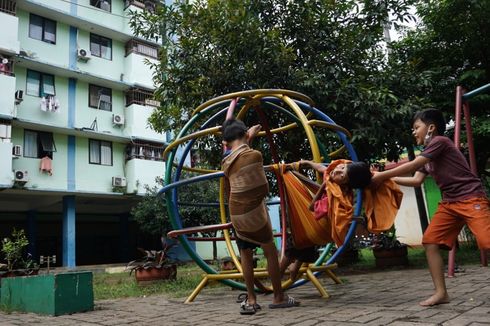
[300,159,328,174]
[246,124,261,145]
[371,156,430,187]
[309,182,326,211]
[393,171,427,187]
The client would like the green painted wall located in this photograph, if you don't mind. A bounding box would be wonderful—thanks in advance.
[77,0,127,33]
[11,127,127,193]
[76,29,126,82]
[17,9,71,69]
[11,128,69,191]
[15,66,70,128]
[74,81,125,136]
[76,138,126,193]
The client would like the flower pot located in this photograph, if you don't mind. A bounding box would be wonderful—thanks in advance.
[373,245,408,268]
[135,264,177,284]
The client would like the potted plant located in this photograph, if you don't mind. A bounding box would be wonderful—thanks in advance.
[126,237,177,284]
[372,228,409,268]
[0,229,39,279]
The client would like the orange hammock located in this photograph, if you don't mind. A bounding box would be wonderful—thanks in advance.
[280,165,403,249]
[282,170,334,249]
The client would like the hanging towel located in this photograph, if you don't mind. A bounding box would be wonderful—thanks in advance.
[40,156,53,175]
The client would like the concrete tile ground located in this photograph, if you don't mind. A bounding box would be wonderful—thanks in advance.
[0,266,489,325]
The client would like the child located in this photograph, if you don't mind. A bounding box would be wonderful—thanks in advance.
[279,236,319,281]
[221,119,299,315]
[371,108,490,306]
[278,160,373,279]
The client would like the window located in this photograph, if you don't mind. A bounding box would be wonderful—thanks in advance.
[89,84,112,111]
[90,33,112,60]
[89,139,112,166]
[90,0,111,12]
[125,39,158,59]
[26,70,55,97]
[24,130,57,159]
[29,14,56,44]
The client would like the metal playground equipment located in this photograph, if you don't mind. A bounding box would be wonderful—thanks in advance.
[159,90,362,302]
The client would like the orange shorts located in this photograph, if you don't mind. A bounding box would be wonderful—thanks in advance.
[422,197,490,250]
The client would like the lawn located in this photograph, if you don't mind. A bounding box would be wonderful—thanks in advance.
[93,245,485,300]
[93,263,207,300]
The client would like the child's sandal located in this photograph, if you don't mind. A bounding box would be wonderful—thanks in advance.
[240,300,256,315]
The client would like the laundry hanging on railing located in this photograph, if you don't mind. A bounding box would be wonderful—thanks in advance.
[40,96,60,113]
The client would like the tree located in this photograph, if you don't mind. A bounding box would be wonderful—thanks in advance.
[131,176,221,237]
[129,0,426,164]
[389,0,490,180]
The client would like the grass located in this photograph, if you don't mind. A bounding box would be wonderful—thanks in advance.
[93,245,485,301]
[340,244,484,273]
[93,263,216,300]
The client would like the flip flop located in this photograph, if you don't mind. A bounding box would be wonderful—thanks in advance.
[236,293,261,310]
[269,296,300,309]
[240,300,256,315]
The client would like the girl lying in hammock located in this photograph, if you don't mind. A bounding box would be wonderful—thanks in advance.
[279,160,371,279]
[279,159,403,279]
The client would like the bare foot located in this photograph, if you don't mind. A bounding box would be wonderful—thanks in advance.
[419,293,450,306]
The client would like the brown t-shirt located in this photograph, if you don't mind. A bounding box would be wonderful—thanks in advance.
[419,136,486,202]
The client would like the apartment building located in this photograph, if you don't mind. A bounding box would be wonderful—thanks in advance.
[0,0,167,267]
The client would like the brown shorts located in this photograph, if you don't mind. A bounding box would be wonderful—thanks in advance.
[422,197,490,250]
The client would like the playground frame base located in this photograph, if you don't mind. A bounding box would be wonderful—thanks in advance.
[185,263,341,303]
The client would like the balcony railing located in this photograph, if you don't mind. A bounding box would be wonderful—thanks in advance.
[124,0,157,12]
[126,142,165,162]
[125,87,159,107]
[125,39,159,59]
[0,0,16,16]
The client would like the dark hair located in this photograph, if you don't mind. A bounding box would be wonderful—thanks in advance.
[222,119,247,142]
[347,162,372,189]
[413,109,446,135]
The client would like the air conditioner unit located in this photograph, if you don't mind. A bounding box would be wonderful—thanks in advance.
[12,145,22,157]
[77,48,91,61]
[112,114,125,126]
[14,170,28,183]
[112,176,127,187]
[15,90,23,104]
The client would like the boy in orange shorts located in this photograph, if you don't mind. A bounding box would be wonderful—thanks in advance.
[372,109,490,306]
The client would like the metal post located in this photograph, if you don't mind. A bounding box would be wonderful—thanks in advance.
[463,101,488,267]
[448,86,464,277]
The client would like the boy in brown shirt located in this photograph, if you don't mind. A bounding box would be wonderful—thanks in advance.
[372,109,489,306]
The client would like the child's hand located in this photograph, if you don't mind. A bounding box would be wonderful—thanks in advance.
[247,124,261,139]
[308,202,315,212]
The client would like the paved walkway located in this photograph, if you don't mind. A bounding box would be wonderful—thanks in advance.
[1,266,489,325]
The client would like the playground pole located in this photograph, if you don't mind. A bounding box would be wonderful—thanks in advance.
[462,98,488,267]
[447,86,464,277]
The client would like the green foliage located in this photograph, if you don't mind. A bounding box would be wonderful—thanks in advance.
[131,176,220,237]
[389,0,490,175]
[1,229,35,272]
[1,229,29,271]
[129,0,429,163]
